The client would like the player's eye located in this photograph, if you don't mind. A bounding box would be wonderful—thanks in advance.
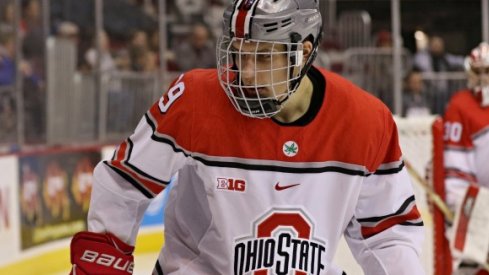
[257,52,272,61]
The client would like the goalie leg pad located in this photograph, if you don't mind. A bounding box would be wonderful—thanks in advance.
[451,185,489,270]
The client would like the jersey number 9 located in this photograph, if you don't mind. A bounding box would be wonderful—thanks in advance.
[159,74,185,113]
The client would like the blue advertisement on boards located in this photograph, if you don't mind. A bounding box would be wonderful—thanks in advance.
[140,181,173,227]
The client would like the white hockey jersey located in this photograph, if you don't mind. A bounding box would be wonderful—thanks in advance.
[444,90,489,209]
[87,67,425,275]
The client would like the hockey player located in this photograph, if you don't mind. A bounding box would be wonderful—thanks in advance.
[443,42,489,275]
[69,0,425,274]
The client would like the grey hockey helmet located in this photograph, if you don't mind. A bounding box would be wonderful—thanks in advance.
[465,42,489,106]
[217,0,323,118]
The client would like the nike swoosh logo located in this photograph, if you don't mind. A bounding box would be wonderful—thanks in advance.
[275,182,300,191]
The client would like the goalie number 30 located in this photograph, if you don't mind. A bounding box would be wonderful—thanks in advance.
[159,74,185,113]
[444,121,463,143]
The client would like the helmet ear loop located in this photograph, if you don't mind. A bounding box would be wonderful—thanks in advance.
[286,29,323,93]
[287,32,304,93]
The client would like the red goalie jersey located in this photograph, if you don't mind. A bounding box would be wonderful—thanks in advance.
[84,67,425,275]
[443,90,489,209]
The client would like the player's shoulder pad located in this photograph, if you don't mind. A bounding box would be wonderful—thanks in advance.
[319,69,400,171]
[144,69,222,150]
[148,69,220,118]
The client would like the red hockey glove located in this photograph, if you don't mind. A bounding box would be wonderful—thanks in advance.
[70,231,134,275]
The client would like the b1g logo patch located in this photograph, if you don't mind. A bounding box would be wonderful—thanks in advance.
[233,210,326,275]
[217,177,246,192]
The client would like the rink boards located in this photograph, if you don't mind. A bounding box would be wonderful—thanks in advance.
[0,145,165,274]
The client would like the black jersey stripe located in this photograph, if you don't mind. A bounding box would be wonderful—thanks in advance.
[445,167,476,177]
[104,161,154,198]
[145,113,370,175]
[124,161,169,186]
[357,195,416,223]
[445,145,474,152]
[473,125,489,140]
[193,155,369,175]
[145,113,191,157]
[154,260,164,275]
[125,138,169,186]
[400,221,424,226]
[374,162,404,175]
[144,112,403,176]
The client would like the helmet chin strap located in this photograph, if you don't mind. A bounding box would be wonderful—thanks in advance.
[235,96,280,118]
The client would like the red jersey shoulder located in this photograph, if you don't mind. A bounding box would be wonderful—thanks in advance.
[322,69,389,121]
[310,69,401,171]
[447,89,478,111]
[146,69,227,150]
[445,89,489,141]
[153,69,223,114]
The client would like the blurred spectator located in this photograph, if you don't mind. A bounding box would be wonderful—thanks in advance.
[21,0,45,77]
[114,49,132,71]
[130,46,158,72]
[0,30,43,143]
[402,69,432,117]
[173,23,216,71]
[371,30,396,110]
[128,29,149,72]
[57,21,80,43]
[55,21,92,73]
[0,31,39,86]
[374,30,392,48]
[414,35,465,114]
[130,29,149,51]
[0,3,16,35]
[84,30,116,72]
[204,0,226,39]
[21,0,41,32]
[142,50,158,72]
[49,0,157,42]
[414,35,464,73]
[0,93,16,142]
[148,29,160,53]
[0,31,15,85]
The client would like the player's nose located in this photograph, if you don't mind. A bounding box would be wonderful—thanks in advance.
[239,55,256,85]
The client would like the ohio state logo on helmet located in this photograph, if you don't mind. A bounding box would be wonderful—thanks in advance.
[233,209,326,275]
[231,0,260,38]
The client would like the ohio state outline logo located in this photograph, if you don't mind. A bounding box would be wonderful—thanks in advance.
[233,209,327,275]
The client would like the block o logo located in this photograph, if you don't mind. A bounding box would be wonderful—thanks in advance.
[234,210,326,275]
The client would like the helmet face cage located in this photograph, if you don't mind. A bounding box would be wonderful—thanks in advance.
[217,36,304,118]
[465,42,489,94]
[216,0,322,118]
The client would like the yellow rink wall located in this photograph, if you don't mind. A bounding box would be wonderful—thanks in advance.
[0,230,164,275]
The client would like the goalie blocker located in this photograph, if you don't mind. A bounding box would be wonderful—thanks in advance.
[70,231,135,275]
[451,185,489,272]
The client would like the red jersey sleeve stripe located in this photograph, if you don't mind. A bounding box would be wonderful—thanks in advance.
[357,196,423,239]
[106,139,169,198]
[445,168,478,183]
[360,206,423,239]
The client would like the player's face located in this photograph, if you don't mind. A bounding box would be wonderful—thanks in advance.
[231,39,289,99]
[467,65,489,91]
